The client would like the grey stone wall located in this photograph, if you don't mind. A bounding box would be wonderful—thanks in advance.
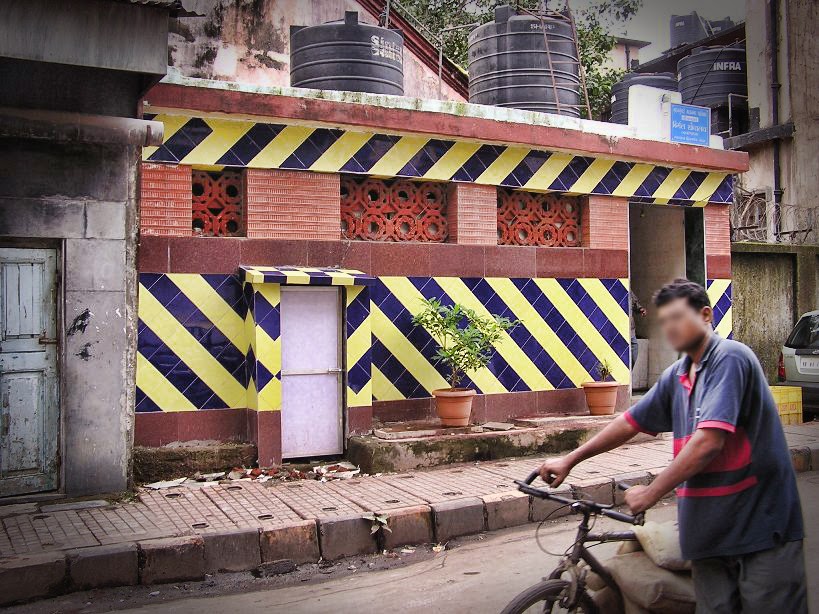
[0,136,138,495]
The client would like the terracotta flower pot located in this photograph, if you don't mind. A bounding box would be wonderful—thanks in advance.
[432,388,476,426]
[581,381,619,415]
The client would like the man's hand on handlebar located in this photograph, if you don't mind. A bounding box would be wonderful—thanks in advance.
[623,484,659,514]
[537,457,573,488]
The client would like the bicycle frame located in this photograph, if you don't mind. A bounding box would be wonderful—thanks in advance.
[546,507,637,610]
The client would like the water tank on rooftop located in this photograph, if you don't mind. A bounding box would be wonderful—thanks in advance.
[468,5,582,117]
[610,72,677,124]
[678,45,748,134]
[708,17,735,34]
[290,11,404,96]
[670,12,709,48]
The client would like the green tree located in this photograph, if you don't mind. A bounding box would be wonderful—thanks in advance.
[393,0,642,119]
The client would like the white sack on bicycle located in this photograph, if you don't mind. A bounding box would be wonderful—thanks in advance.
[633,520,692,571]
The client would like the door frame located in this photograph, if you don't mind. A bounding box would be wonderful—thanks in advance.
[279,286,345,458]
[0,239,64,496]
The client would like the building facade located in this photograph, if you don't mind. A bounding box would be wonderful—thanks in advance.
[134,75,746,465]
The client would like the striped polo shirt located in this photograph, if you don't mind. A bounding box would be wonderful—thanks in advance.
[626,335,804,560]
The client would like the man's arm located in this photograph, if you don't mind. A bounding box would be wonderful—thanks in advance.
[624,427,727,513]
[538,415,639,486]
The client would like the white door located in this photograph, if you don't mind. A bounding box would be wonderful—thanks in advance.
[280,287,343,458]
[0,248,59,496]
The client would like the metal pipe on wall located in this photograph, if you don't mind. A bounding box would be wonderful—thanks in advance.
[768,0,782,238]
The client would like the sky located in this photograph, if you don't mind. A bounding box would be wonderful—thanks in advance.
[569,0,746,60]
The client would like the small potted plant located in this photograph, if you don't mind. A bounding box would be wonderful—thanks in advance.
[582,359,620,415]
[412,298,518,426]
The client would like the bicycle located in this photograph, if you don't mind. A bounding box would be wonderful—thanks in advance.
[500,471,646,614]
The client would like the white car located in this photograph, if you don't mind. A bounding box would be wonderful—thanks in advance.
[779,310,819,420]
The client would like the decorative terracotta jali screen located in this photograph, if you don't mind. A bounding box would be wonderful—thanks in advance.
[497,188,581,247]
[340,176,448,242]
[191,170,244,236]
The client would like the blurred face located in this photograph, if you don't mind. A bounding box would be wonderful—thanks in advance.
[656,297,713,353]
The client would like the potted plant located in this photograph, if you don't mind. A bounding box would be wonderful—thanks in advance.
[412,298,518,426]
[582,359,619,415]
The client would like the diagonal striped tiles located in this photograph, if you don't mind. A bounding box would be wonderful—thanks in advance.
[137,273,248,411]
[371,276,631,401]
[143,112,735,205]
[707,279,733,339]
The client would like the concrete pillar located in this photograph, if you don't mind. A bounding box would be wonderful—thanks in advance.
[446,183,498,245]
[581,195,629,250]
[704,203,732,278]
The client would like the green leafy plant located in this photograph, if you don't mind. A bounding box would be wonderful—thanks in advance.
[411,298,519,389]
[596,358,614,382]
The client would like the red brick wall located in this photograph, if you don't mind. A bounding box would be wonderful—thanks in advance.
[446,183,497,245]
[244,169,340,240]
[581,196,629,251]
[140,163,192,237]
[704,203,732,278]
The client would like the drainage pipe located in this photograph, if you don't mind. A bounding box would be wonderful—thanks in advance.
[768,0,782,238]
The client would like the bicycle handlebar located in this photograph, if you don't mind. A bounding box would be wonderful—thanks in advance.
[518,470,644,525]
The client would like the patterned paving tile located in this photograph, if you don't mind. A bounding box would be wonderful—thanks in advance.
[268,480,366,519]
[383,466,517,503]
[140,487,236,534]
[202,483,304,528]
[325,477,427,512]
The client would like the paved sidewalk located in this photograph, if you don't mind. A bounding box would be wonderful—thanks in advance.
[1,421,817,606]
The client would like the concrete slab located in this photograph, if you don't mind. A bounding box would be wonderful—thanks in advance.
[0,552,66,606]
[260,519,320,564]
[380,505,434,550]
[203,528,261,573]
[570,477,615,505]
[529,486,574,522]
[431,497,485,543]
[67,542,138,589]
[482,491,530,531]
[317,514,376,561]
[41,500,109,513]
[373,421,483,440]
[138,536,205,585]
[348,425,598,473]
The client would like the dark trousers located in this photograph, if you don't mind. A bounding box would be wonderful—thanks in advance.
[691,539,808,613]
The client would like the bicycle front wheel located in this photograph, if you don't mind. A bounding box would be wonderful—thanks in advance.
[500,579,598,614]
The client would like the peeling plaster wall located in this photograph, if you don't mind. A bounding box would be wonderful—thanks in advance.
[739,0,818,214]
[167,0,465,101]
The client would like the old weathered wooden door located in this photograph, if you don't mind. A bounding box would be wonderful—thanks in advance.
[0,248,59,496]
[280,287,343,459]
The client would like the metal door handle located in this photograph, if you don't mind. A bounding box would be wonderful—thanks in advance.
[281,368,343,376]
[38,334,58,345]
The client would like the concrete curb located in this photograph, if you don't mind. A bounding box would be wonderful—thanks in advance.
[2,440,816,607]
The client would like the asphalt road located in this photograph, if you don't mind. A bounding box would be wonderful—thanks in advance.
[14,472,818,614]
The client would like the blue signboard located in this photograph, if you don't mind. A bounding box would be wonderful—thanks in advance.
[670,103,711,146]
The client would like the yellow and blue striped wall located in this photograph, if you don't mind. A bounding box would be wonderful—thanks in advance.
[707,279,733,339]
[136,272,632,412]
[137,269,373,414]
[142,111,733,207]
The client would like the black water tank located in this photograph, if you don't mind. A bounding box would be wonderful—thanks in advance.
[670,12,708,48]
[679,46,748,134]
[290,11,404,95]
[610,72,677,124]
[708,17,735,34]
[468,5,582,116]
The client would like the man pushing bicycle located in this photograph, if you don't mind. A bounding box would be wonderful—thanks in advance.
[537,279,807,613]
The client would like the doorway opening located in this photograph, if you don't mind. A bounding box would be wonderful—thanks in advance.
[629,204,704,391]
